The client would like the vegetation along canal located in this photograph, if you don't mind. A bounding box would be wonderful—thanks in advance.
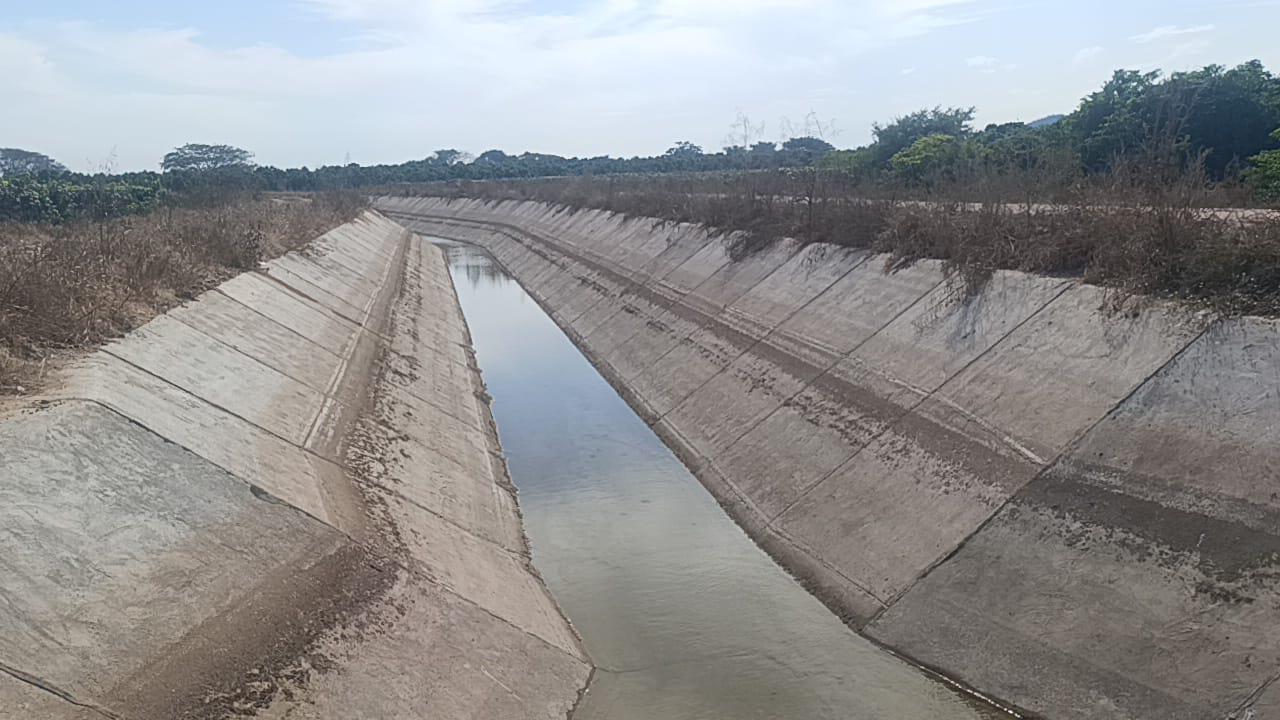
[440,239,1007,719]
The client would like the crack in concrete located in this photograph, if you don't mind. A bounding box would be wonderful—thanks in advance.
[0,661,123,719]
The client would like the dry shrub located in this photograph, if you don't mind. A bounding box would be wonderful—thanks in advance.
[874,200,1280,314]
[393,153,1280,316]
[0,190,367,394]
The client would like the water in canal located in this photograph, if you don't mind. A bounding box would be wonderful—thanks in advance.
[440,240,1002,720]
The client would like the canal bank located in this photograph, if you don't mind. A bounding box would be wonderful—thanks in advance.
[440,238,1003,719]
[0,212,588,719]
[379,196,1280,720]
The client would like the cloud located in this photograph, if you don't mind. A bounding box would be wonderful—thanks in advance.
[966,54,1000,73]
[0,0,997,169]
[1072,45,1103,64]
[1130,24,1214,43]
[900,67,917,75]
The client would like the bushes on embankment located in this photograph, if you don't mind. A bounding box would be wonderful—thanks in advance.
[407,151,1280,318]
[0,175,162,224]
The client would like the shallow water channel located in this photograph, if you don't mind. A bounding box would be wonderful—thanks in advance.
[440,240,1003,720]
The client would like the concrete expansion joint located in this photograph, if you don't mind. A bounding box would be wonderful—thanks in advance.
[699,270,952,532]
[359,474,519,552]
[565,667,597,720]
[82,397,575,687]
[209,287,348,362]
[57,393,342,537]
[378,373,487,434]
[398,548,579,662]
[869,293,1213,621]
[93,347,343,464]
[620,368,896,611]
[0,661,123,720]
[250,268,372,330]
[1232,670,1280,718]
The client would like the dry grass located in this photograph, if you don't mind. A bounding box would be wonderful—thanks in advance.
[875,202,1280,315]
[0,190,367,395]
[399,162,1280,317]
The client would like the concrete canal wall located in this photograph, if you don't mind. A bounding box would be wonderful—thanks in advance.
[377,195,1280,720]
[0,210,589,719]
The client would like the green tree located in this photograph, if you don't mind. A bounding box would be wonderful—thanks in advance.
[1162,61,1280,176]
[429,149,471,165]
[889,134,965,186]
[0,148,68,176]
[1066,62,1280,176]
[780,136,835,164]
[819,147,878,178]
[664,141,704,158]
[475,149,510,165]
[1068,69,1160,170]
[871,107,975,164]
[1248,129,1280,201]
[161,143,255,172]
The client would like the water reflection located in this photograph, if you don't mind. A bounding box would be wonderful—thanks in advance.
[439,239,1002,720]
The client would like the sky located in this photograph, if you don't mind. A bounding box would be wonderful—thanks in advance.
[2,0,1277,171]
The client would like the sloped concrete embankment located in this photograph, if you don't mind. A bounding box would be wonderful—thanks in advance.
[377,196,1280,720]
[0,210,589,719]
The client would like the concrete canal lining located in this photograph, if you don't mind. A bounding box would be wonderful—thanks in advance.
[377,195,1280,720]
[0,210,589,719]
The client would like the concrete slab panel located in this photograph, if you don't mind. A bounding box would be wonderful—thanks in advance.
[105,314,326,445]
[652,231,732,299]
[572,296,628,341]
[771,257,944,370]
[167,290,342,393]
[624,315,751,418]
[719,274,1071,523]
[721,244,868,339]
[776,402,1038,609]
[355,394,520,550]
[363,481,578,656]
[264,255,374,319]
[258,570,589,720]
[849,271,1071,396]
[864,316,1280,719]
[56,354,338,524]
[1060,316,1280,515]
[218,272,362,356]
[685,237,802,315]
[934,284,1208,464]
[0,401,345,708]
[664,331,814,459]
[582,295,666,361]
[868,482,1280,719]
[637,224,717,284]
[382,346,484,430]
[726,357,920,514]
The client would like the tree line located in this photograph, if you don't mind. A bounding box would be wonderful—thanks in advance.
[3,59,1279,224]
[822,61,1280,197]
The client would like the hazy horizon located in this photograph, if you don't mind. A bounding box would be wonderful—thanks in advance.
[4,0,1277,172]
